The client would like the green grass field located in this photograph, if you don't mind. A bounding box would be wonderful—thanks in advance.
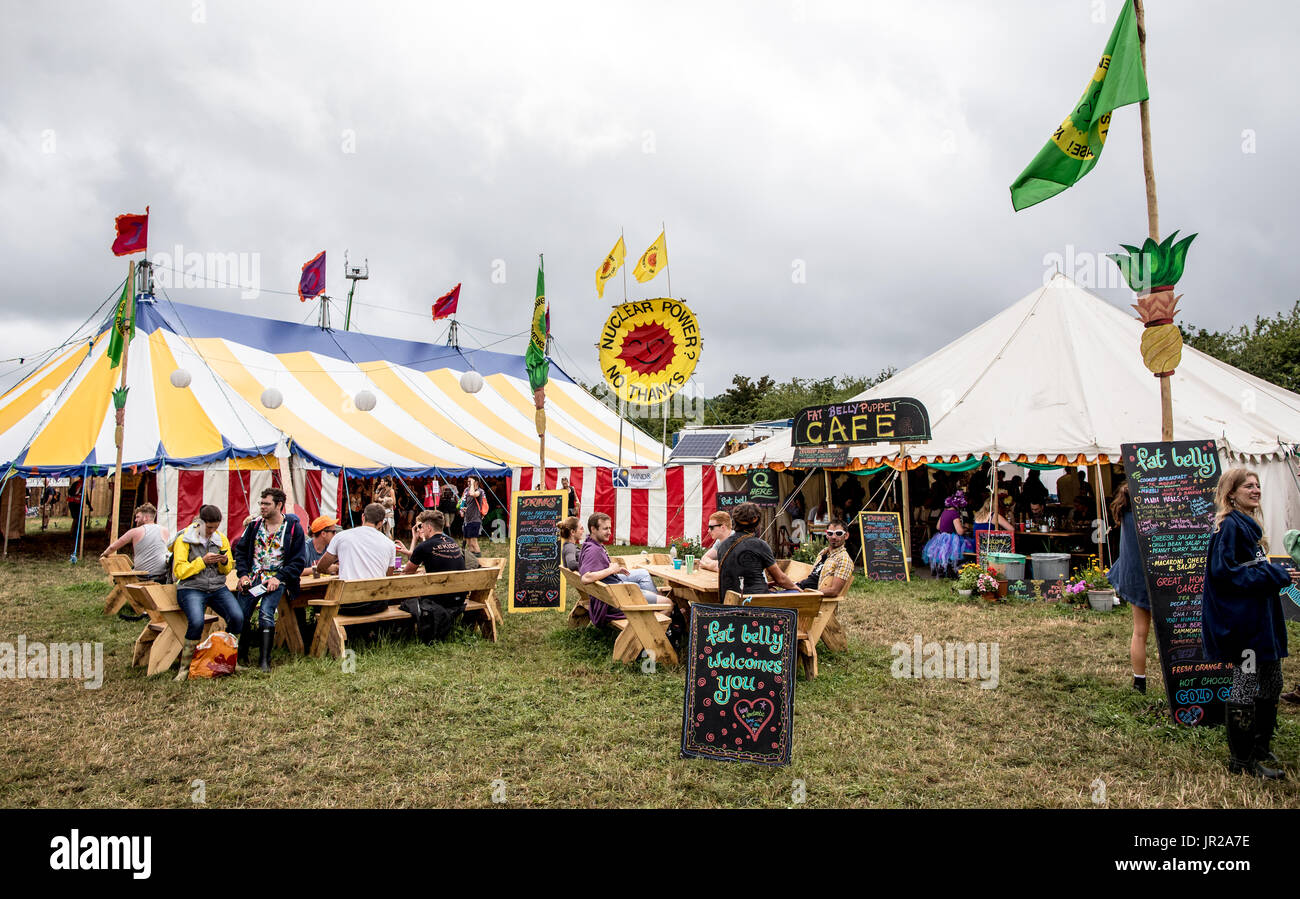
[3,531,1300,808]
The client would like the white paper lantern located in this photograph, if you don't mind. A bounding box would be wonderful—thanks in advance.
[353,389,377,412]
[169,368,192,389]
[260,387,284,409]
[459,370,484,394]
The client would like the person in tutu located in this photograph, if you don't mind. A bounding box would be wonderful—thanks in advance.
[921,490,973,577]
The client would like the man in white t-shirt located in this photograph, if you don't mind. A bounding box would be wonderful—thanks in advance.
[315,504,400,611]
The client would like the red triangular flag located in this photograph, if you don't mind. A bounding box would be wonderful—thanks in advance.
[112,207,149,256]
[298,251,326,302]
[432,283,461,320]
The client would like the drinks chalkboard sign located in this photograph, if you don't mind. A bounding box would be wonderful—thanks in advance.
[681,603,797,766]
[716,491,746,512]
[975,530,1015,565]
[507,489,567,614]
[856,511,909,581]
[792,445,850,468]
[1122,440,1226,726]
[744,469,779,507]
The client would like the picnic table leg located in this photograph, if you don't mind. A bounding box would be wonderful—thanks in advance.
[611,626,642,664]
[566,600,590,628]
[309,606,340,658]
[819,610,848,652]
[148,611,189,676]
[132,621,158,667]
[798,639,818,679]
[103,583,128,615]
[275,601,305,654]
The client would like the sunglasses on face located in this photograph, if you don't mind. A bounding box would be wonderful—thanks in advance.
[708,523,724,530]
[825,530,847,537]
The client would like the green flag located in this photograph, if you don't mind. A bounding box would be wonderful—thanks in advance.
[525,263,549,393]
[106,278,135,369]
[1009,0,1149,211]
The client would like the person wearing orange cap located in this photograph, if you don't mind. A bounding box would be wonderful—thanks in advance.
[305,515,341,576]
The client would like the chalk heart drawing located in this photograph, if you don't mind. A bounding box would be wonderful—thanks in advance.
[545,590,559,602]
[733,698,775,741]
[1175,705,1205,726]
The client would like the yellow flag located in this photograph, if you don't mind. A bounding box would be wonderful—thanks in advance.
[633,231,667,283]
[595,236,625,299]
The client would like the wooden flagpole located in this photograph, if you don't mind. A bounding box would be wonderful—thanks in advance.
[898,445,911,561]
[1132,0,1171,441]
[109,260,136,545]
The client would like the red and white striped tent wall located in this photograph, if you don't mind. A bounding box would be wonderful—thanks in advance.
[512,465,718,547]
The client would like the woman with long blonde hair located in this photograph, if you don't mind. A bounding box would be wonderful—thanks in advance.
[1202,468,1300,778]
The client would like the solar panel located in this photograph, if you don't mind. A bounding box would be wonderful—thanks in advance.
[670,432,732,461]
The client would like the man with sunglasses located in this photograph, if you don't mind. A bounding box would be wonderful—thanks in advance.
[698,511,732,572]
[799,518,855,650]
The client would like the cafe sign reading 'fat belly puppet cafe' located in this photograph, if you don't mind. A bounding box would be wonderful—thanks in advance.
[792,398,931,447]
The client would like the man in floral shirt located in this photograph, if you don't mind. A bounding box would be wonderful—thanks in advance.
[234,487,307,671]
[797,518,855,651]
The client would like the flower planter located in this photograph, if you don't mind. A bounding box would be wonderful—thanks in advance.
[957,589,973,597]
[981,591,999,602]
[1087,590,1116,612]
[997,578,1009,598]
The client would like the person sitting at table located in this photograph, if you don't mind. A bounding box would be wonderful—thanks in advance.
[921,491,972,578]
[796,518,853,597]
[233,487,308,672]
[714,502,798,600]
[171,505,243,681]
[304,516,341,575]
[314,503,402,615]
[1019,470,1049,516]
[578,512,661,626]
[1068,497,1093,529]
[559,516,583,570]
[391,509,468,640]
[698,511,732,572]
[972,496,1013,535]
[99,502,171,583]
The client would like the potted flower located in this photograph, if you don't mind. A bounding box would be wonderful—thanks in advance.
[954,563,982,597]
[1079,558,1115,611]
[975,569,1000,601]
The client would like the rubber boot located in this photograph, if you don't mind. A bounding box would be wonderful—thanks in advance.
[174,639,198,682]
[1254,697,1283,768]
[259,628,274,672]
[1227,701,1283,779]
[238,620,253,665]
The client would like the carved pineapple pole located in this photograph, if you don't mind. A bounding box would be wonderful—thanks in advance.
[1108,231,1196,441]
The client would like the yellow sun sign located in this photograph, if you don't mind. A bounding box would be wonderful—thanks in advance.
[598,298,701,404]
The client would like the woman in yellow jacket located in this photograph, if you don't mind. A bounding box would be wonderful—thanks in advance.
[171,504,244,680]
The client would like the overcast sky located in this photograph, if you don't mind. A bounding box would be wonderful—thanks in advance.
[2,0,1296,399]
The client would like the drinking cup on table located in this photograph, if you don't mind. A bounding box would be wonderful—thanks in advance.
[685,555,695,574]
[673,558,683,570]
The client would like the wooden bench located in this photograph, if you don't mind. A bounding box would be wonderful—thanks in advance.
[124,582,224,676]
[722,589,834,679]
[561,567,678,666]
[101,553,151,616]
[307,567,503,659]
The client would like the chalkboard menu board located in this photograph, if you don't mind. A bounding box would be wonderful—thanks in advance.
[975,530,1015,565]
[1122,440,1226,727]
[792,397,931,446]
[856,511,909,581]
[1006,578,1066,601]
[744,469,779,507]
[681,604,797,766]
[1270,556,1300,623]
[507,490,567,614]
[792,445,850,468]
[716,491,746,512]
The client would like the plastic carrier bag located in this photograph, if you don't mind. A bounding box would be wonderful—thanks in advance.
[189,631,238,678]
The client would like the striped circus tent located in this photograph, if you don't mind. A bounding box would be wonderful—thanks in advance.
[1,294,697,543]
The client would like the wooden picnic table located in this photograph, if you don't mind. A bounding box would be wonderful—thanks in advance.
[640,563,720,612]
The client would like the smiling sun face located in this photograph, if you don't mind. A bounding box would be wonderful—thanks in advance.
[617,321,675,376]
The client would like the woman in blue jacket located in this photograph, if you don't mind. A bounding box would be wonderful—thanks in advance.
[1106,481,1151,693]
[1202,468,1299,778]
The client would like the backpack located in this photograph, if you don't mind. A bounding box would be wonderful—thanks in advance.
[399,595,465,643]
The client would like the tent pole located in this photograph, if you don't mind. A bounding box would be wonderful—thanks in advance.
[1093,460,1109,568]
[898,444,911,562]
[2,482,11,558]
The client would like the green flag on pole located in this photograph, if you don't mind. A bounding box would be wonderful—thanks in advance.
[1009,0,1149,211]
[106,277,135,369]
[525,262,549,394]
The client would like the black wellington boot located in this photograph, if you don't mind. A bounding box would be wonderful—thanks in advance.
[259,628,274,672]
[1227,701,1283,779]
[1254,697,1283,768]
[238,620,253,665]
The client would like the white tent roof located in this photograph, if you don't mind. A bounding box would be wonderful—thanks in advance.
[719,274,1300,472]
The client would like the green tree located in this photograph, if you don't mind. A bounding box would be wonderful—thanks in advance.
[1181,301,1300,393]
